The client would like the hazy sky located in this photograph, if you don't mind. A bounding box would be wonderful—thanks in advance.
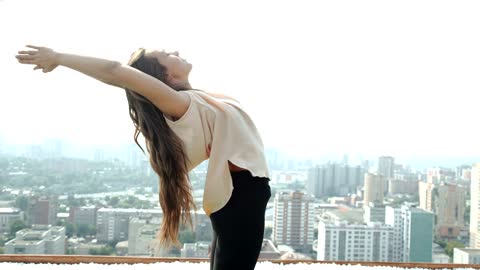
[1,0,479,160]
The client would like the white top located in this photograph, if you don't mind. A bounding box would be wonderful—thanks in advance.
[164,90,270,216]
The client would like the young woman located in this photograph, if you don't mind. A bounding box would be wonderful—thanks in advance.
[16,45,271,270]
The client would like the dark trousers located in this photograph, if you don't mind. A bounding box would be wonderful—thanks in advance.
[209,170,271,270]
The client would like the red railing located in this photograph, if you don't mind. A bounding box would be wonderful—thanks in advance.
[0,255,480,269]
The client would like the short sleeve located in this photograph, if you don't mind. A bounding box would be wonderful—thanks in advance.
[164,92,196,127]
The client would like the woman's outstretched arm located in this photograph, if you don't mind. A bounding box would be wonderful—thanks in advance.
[15,45,189,118]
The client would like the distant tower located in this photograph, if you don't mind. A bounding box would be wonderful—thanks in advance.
[43,138,64,159]
[94,149,105,161]
[378,156,395,192]
[363,173,385,205]
[470,163,480,248]
[342,154,349,166]
[273,191,315,252]
[28,196,57,226]
[419,182,465,239]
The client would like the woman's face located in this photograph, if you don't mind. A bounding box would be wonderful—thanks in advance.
[146,49,192,80]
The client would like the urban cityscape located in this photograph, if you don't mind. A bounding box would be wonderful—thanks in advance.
[0,137,479,264]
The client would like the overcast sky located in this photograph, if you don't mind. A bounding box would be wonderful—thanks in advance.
[1,0,479,161]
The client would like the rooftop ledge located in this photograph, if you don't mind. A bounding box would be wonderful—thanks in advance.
[1,256,480,270]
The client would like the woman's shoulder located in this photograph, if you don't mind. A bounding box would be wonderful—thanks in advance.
[188,89,242,108]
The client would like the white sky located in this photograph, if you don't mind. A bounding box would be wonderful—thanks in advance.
[1,0,479,160]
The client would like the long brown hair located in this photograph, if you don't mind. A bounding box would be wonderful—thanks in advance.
[125,48,196,248]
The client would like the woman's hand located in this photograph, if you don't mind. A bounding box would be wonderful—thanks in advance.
[15,45,59,73]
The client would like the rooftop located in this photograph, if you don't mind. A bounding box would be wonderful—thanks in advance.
[325,207,364,224]
[456,248,480,255]
[0,207,21,214]
[5,239,43,246]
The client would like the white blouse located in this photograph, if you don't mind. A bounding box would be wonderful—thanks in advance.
[164,90,269,216]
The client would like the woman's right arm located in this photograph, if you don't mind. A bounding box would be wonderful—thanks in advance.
[15,45,189,118]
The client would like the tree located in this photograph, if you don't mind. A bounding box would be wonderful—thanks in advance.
[89,247,113,256]
[15,195,29,211]
[65,222,76,237]
[77,224,89,237]
[435,239,447,249]
[178,230,195,244]
[446,241,464,258]
[87,225,97,236]
[107,240,118,248]
[9,220,26,237]
[109,197,119,207]
[0,247,4,254]
[264,226,273,239]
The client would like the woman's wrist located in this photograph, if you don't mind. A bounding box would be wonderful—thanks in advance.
[54,52,63,66]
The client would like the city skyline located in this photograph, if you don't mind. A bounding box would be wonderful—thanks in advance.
[2,137,480,171]
[1,0,480,160]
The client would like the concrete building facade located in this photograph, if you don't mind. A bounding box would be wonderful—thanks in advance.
[273,191,315,252]
[317,220,392,262]
[5,224,65,255]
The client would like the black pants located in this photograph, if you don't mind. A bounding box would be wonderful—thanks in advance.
[209,170,271,270]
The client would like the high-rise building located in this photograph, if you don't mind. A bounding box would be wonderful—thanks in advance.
[378,156,394,192]
[418,181,435,211]
[96,208,163,243]
[363,173,385,206]
[419,182,466,238]
[0,208,24,233]
[4,225,65,255]
[128,215,163,256]
[273,191,315,252]
[43,138,64,159]
[388,179,418,195]
[363,203,385,223]
[405,206,434,262]
[385,206,404,262]
[307,166,325,198]
[378,156,394,179]
[69,206,97,228]
[385,205,434,262]
[317,220,393,262]
[307,163,364,198]
[426,167,456,184]
[125,143,144,168]
[470,163,480,248]
[94,149,106,162]
[27,196,57,226]
[456,165,472,182]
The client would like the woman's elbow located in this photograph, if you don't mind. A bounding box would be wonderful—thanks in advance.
[103,61,123,85]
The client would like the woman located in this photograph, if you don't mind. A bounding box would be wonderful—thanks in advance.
[16,45,271,270]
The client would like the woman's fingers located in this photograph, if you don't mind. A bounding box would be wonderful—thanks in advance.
[17,58,36,64]
[16,54,36,60]
[26,45,42,50]
[18,50,37,55]
[33,65,41,70]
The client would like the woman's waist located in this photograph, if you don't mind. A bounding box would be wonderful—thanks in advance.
[228,161,246,172]
[230,169,270,185]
